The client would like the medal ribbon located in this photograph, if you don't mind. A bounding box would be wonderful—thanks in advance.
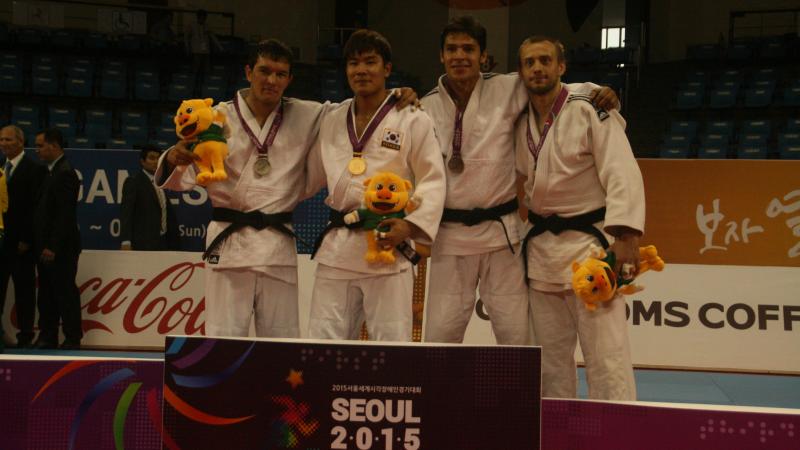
[234,95,284,157]
[526,86,569,163]
[346,93,398,159]
[451,109,464,162]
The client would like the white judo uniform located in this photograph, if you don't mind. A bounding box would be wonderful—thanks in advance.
[305,91,446,342]
[420,73,600,345]
[156,89,327,338]
[514,90,645,400]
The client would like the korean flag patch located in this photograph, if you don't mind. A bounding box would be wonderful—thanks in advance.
[381,128,403,150]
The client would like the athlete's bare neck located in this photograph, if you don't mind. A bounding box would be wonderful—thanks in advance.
[353,89,390,136]
[244,91,279,128]
[445,75,478,111]
[529,82,563,132]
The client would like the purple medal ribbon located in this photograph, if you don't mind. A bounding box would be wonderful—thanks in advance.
[234,95,284,157]
[346,94,398,157]
[452,109,464,160]
[526,86,569,163]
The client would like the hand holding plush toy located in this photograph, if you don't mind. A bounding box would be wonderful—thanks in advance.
[344,171,421,264]
[571,244,665,311]
[175,98,229,186]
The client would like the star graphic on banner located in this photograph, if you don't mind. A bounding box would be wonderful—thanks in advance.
[286,369,304,389]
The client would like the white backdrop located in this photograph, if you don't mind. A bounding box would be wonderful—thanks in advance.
[2,251,798,374]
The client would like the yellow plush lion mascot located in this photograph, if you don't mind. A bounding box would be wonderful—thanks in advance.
[571,244,665,311]
[175,98,228,186]
[344,171,420,264]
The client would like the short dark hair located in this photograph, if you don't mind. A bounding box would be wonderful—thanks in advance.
[38,128,64,149]
[140,145,161,161]
[343,29,392,64]
[246,38,294,73]
[518,35,566,64]
[440,16,487,52]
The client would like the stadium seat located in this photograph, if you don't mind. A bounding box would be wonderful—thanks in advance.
[701,133,728,148]
[741,119,771,135]
[156,125,176,141]
[778,132,800,148]
[106,138,132,149]
[134,80,160,101]
[663,134,692,150]
[51,122,77,140]
[167,82,192,101]
[669,120,698,137]
[68,136,95,149]
[736,144,769,159]
[84,32,109,49]
[685,71,706,83]
[697,144,728,159]
[786,118,800,132]
[159,111,176,127]
[51,29,80,48]
[201,83,225,100]
[12,104,40,124]
[709,88,737,109]
[744,84,774,108]
[759,41,785,59]
[85,108,113,142]
[783,84,800,107]
[117,34,143,51]
[0,72,22,93]
[726,43,752,62]
[675,89,703,110]
[752,68,778,83]
[659,146,690,158]
[32,73,59,96]
[48,107,77,125]
[706,121,734,138]
[718,70,742,83]
[65,76,93,97]
[17,28,45,46]
[779,143,800,159]
[120,110,148,128]
[121,125,149,145]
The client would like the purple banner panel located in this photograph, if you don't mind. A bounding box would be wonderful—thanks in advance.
[0,356,164,450]
[163,337,542,450]
[542,398,800,450]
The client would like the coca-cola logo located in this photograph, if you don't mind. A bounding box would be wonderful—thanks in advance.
[79,262,206,336]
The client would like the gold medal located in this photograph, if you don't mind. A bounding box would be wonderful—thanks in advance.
[253,155,271,177]
[448,155,464,173]
[348,157,366,175]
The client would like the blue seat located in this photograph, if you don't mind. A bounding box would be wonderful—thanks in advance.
[120,110,148,128]
[50,122,76,139]
[17,28,45,46]
[48,107,77,124]
[151,139,171,149]
[697,144,728,159]
[726,43,752,61]
[759,41,785,59]
[752,68,778,83]
[201,83,225,100]
[659,146,690,158]
[675,89,703,110]
[786,118,800,132]
[117,35,143,51]
[68,136,95,149]
[135,80,160,101]
[66,64,93,79]
[121,125,149,145]
[739,133,768,147]
[106,138,132,150]
[65,76,92,97]
[14,120,38,139]
[701,133,729,147]
[85,108,113,141]
[736,144,768,159]
[12,104,40,123]
[156,125,176,141]
[744,85,774,107]
[709,88,737,109]
[686,71,706,83]
[32,75,59,96]
[663,133,692,150]
[779,143,800,159]
[0,72,23,93]
[783,85,800,107]
[167,82,192,101]
[778,132,800,148]
[669,120,698,137]
[51,29,80,48]
[100,76,127,99]
[706,120,734,138]
[159,111,176,127]
[718,69,742,83]
[741,120,771,135]
[84,32,109,49]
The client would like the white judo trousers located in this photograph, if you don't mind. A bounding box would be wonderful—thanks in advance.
[308,269,413,342]
[529,288,635,400]
[205,267,300,338]
[425,248,529,344]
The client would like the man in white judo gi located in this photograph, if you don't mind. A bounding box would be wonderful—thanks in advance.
[420,16,619,345]
[306,30,446,342]
[515,36,645,400]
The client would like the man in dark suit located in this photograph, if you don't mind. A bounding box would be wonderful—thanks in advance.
[120,146,179,250]
[32,128,82,350]
[0,125,47,349]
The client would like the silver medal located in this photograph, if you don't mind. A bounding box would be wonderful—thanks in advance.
[253,156,271,176]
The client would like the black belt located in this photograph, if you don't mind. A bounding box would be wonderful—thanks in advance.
[202,207,304,261]
[520,207,609,282]
[311,208,420,265]
[441,198,519,253]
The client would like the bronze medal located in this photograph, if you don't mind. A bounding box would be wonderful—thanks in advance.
[253,155,271,176]
[348,157,367,175]
[448,155,464,173]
